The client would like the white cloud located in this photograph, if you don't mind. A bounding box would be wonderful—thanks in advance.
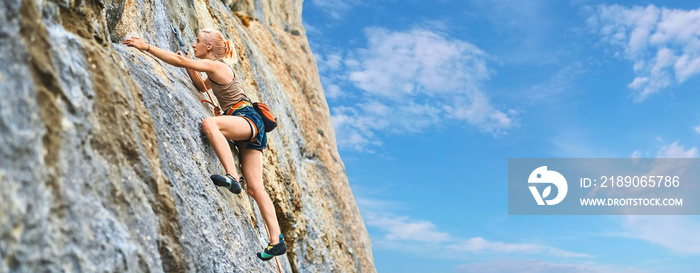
[301,20,320,37]
[310,0,359,19]
[628,141,697,186]
[694,126,700,134]
[448,237,591,258]
[366,217,591,258]
[354,197,403,212]
[619,142,700,255]
[550,130,616,158]
[455,259,649,273]
[364,212,450,243]
[324,27,516,150]
[316,51,351,99]
[629,140,697,160]
[321,53,343,71]
[526,62,586,104]
[588,5,700,101]
[348,28,490,98]
[455,259,597,273]
[323,82,344,99]
[656,141,698,158]
[358,196,588,259]
[622,216,700,255]
[631,150,642,158]
[443,94,517,136]
[330,106,385,151]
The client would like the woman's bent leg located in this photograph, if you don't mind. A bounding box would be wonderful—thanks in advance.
[201,116,253,176]
[239,147,281,245]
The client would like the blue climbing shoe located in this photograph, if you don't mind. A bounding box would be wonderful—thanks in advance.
[210,174,241,194]
[257,234,286,261]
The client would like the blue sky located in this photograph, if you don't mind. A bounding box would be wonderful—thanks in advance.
[302,1,700,272]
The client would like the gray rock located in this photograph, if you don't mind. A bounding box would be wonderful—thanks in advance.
[0,0,375,272]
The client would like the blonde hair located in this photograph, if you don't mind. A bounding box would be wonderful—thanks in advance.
[200,29,236,60]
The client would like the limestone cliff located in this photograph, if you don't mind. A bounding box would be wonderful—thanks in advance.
[0,0,375,272]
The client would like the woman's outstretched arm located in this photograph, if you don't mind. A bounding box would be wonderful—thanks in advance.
[122,37,221,74]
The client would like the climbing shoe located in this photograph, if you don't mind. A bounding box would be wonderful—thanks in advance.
[257,234,286,261]
[210,174,241,194]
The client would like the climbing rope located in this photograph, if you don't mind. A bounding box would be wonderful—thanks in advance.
[261,217,283,273]
[192,70,221,116]
[172,27,221,116]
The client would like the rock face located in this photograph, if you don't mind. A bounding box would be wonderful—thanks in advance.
[0,0,375,272]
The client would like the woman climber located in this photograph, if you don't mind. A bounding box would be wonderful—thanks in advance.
[122,29,286,261]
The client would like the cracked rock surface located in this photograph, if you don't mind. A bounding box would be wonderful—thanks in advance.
[0,0,375,272]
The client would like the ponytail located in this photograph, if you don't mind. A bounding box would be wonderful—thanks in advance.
[224,40,235,59]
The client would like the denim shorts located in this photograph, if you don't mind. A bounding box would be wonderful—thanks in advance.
[225,100,267,151]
